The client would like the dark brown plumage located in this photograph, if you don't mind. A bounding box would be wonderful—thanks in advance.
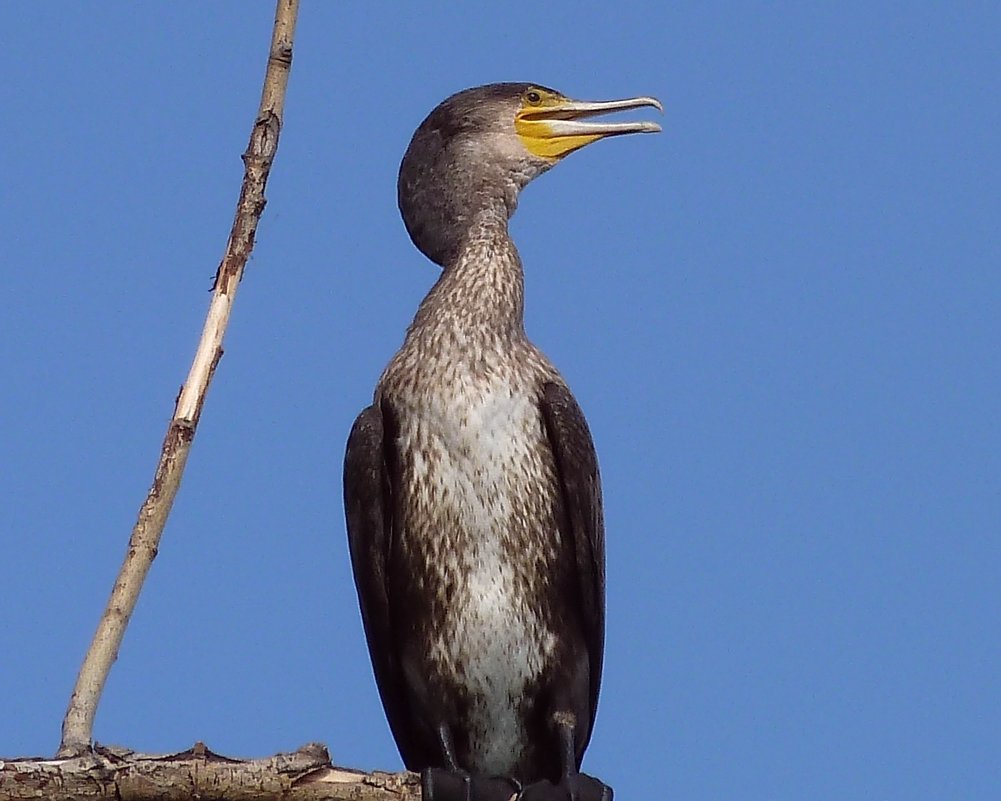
[343,83,659,801]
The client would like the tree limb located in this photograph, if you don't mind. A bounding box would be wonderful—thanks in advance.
[57,0,301,757]
[1,743,421,801]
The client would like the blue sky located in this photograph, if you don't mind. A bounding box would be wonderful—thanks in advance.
[2,3,999,799]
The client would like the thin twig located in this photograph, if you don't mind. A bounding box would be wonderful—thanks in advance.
[57,0,301,757]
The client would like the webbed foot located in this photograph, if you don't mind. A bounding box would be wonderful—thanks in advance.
[422,767,522,801]
[562,773,613,801]
[517,773,613,801]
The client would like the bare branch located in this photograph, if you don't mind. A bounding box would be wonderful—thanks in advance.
[1,744,422,801]
[57,0,301,757]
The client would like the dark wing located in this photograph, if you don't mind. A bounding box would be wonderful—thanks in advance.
[539,382,606,739]
[343,403,433,769]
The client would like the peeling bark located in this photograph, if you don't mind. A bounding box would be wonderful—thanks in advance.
[1,743,420,801]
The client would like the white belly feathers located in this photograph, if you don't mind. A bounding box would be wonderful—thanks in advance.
[398,371,560,772]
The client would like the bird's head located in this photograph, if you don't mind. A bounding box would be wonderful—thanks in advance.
[398,83,662,267]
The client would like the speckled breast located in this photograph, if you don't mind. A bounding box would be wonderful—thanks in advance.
[392,365,564,774]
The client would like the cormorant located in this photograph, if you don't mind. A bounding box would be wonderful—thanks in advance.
[344,83,660,801]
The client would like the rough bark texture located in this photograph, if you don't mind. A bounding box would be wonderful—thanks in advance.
[1,743,421,801]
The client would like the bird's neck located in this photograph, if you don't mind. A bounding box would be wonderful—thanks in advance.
[410,203,526,342]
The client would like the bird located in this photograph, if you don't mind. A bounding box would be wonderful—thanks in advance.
[343,83,660,801]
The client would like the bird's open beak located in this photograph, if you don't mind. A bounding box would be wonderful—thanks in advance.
[516,95,663,160]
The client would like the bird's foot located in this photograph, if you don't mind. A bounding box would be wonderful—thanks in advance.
[562,773,613,801]
[420,768,610,801]
[517,774,613,801]
[422,767,522,801]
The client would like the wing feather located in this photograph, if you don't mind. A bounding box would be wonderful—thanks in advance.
[539,382,606,738]
[343,403,433,769]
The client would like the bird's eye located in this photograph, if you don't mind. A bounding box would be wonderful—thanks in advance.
[525,90,542,105]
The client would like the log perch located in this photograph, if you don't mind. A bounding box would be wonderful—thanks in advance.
[1,742,421,801]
